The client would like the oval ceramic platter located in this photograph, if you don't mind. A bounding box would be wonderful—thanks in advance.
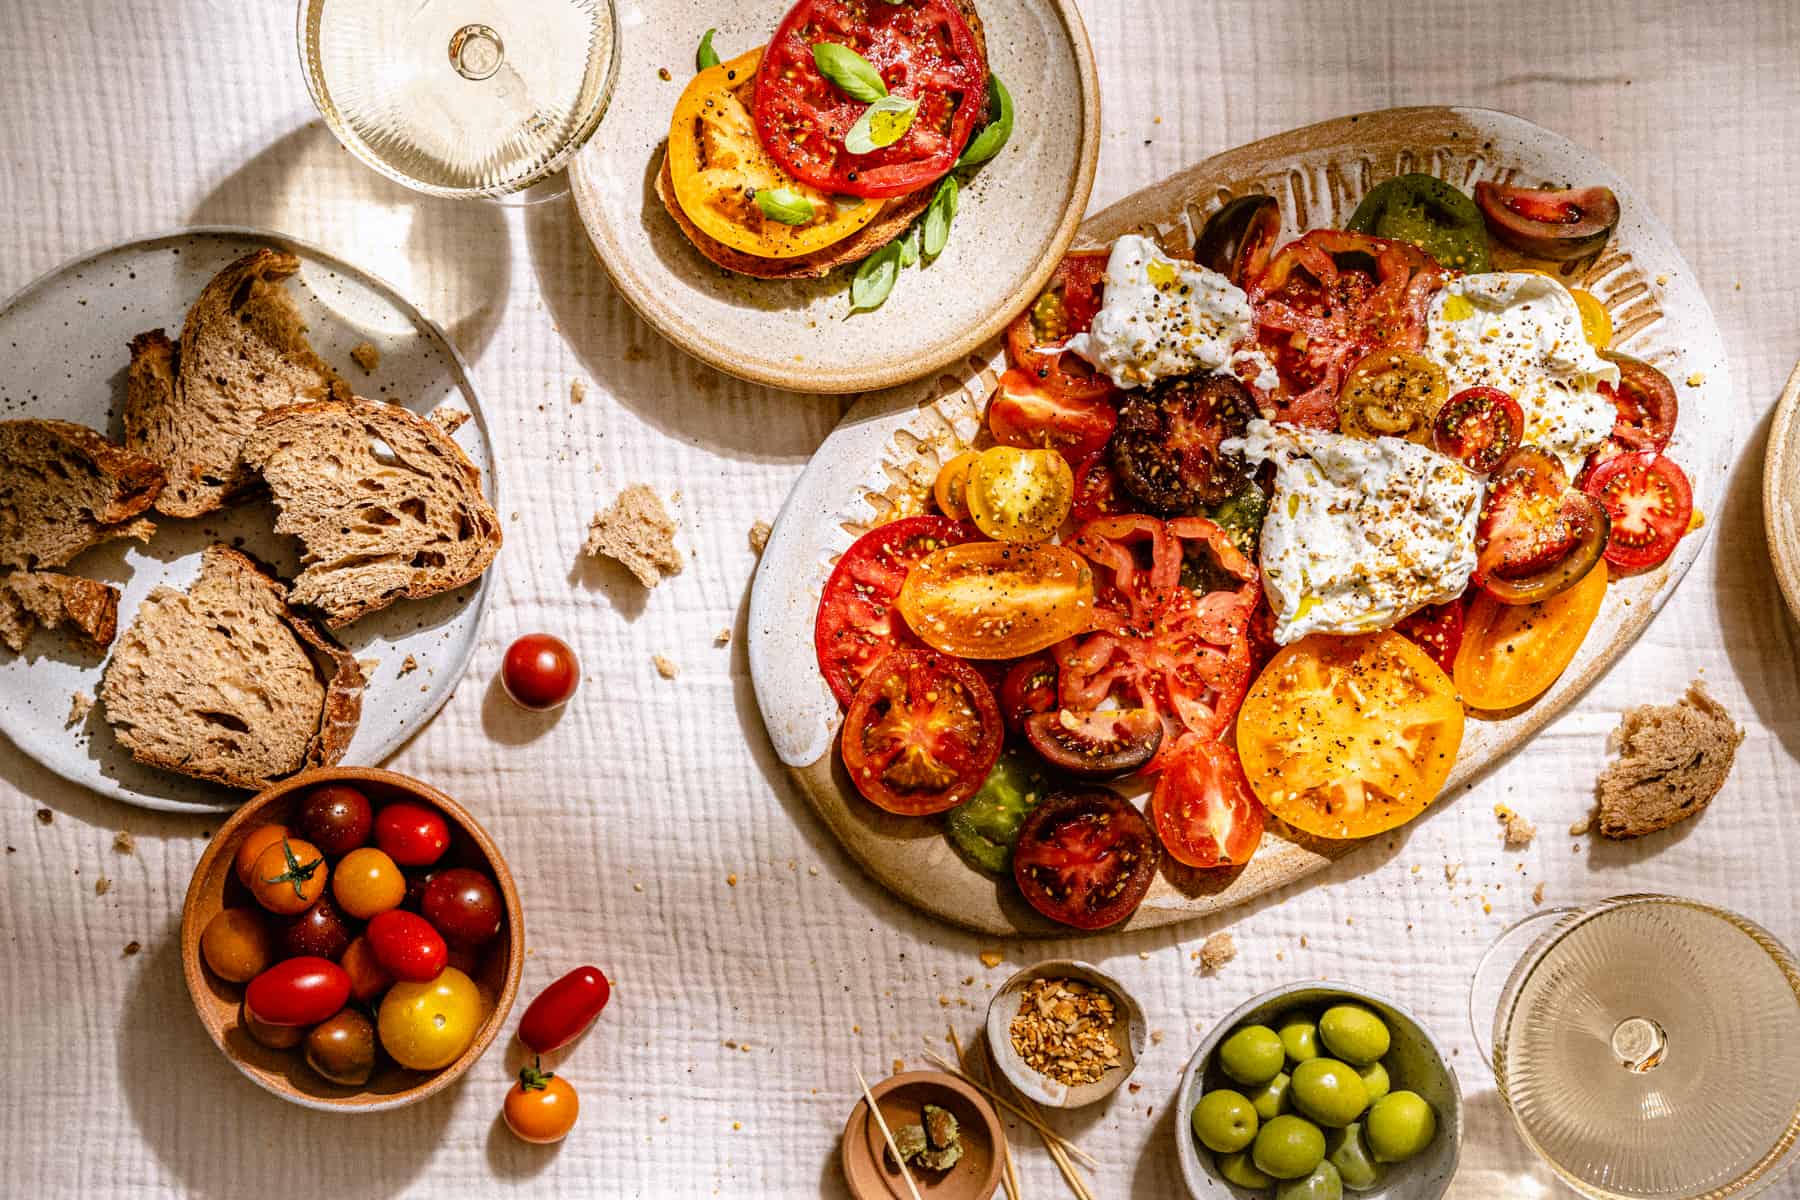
[566,0,1099,394]
[748,108,1734,936]
[0,228,498,814]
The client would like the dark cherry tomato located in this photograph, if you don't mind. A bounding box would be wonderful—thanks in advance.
[1475,447,1610,604]
[502,633,581,711]
[281,894,353,961]
[374,803,451,867]
[245,956,352,1027]
[1111,374,1258,512]
[999,655,1060,732]
[306,1009,377,1087]
[1473,181,1619,262]
[1588,353,1679,471]
[403,869,437,912]
[296,784,374,856]
[1195,194,1280,286]
[339,936,392,1003]
[366,909,449,983]
[1012,789,1159,930]
[519,965,613,1055]
[1434,386,1523,473]
[1583,451,1694,571]
[422,868,504,947]
[1022,708,1163,779]
[241,1001,304,1049]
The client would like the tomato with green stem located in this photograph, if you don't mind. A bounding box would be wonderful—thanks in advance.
[247,836,328,916]
[505,1059,580,1144]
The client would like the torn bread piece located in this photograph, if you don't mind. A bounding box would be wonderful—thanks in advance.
[585,485,684,587]
[0,419,163,570]
[0,571,120,654]
[1596,682,1743,839]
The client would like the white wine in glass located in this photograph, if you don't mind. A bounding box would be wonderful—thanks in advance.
[300,0,619,200]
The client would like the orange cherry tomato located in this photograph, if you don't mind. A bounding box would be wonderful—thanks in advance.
[1454,559,1608,710]
[233,824,290,889]
[339,936,393,1004]
[1236,631,1464,839]
[200,907,274,983]
[504,1060,580,1144]
[896,541,1095,659]
[247,836,328,916]
[932,450,981,521]
[332,846,407,919]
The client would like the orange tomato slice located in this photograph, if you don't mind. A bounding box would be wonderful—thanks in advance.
[1454,561,1607,710]
[932,450,981,521]
[1236,631,1464,839]
[897,541,1095,659]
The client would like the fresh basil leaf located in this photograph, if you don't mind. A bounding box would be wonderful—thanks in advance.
[851,241,905,312]
[956,74,1013,167]
[696,28,720,70]
[754,187,815,226]
[922,176,958,258]
[812,42,887,103]
[845,95,918,155]
[897,222,922,268]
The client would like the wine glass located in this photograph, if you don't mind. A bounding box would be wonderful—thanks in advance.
[298,0,619,202]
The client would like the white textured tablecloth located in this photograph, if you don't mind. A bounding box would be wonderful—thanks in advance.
[5,2,1800,1196]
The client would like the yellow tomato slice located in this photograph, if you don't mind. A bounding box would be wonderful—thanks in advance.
[1454,562,1607,710]
[1237,631,1464,839]
[1569,288,1612,349]
[965,446,1073,544]
[668,49,885,258]
[1338,348,1448,443]
[932,450,981,521]
[897,542,1095,659]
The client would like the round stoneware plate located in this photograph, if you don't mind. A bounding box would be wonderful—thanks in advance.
[567,0,1099,394]
[1761,361,1800,623]
[0,227,498,814]
[747,107,1735,936]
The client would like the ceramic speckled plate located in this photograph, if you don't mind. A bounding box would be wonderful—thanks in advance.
[566,0,1099,394]
[1761,361,1800,623]
[0,228,498,814]
[747,108,1735,936]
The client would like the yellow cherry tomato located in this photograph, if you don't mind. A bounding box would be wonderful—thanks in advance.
[233,823,289,888]
[504,1061,581,1144]
[200,907,274,983]
[247,836,328,915]
[896,541,1095,659]
[1338,349,1448,442]
[1569,288,1612,349]
[932,450,982,521]
[965,446,1074,543]
[332,846,406,919]
[378,968,486,1071]
[1454,562,1607,710]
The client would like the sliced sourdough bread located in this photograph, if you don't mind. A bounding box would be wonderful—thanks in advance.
[100,544,364,790]
[242,398,502,627]
[0,418,163,570]
[125,250,349,518]
[1595,682,1743,839]
[0,570,120,654]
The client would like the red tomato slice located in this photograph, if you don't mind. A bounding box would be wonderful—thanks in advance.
[1583,451,1694,570]
[840,648,1002,815]
[814,515,981,707]
[1394,597,1467,675]
[1150,735,1265,869]
[987,368,1117,462]
[1434,386,1523,474]
[752,0,987,199]
[1587,353,1679,474]
[1012,789,1159,930]
[1069,453,1123,524]
[1248,230,1447,427]
[999,654,1058,732]
[1004,251,1114,403]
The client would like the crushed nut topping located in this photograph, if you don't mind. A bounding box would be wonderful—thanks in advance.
[1008,978,1121,1087]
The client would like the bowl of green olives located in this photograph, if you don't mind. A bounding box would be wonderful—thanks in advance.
[1175,983,1462,1199]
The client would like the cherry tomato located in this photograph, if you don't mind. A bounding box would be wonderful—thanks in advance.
[1111,374,1258,512]
[245,956,351,1027]
[813,516,981,709]
[965,445,1074,544]
[1012,789,1159,930]
[281,895,353,961]
[1196,194,1281,287]
[1569,288,1612,349]
[306,1009,378,1087]
[247,836,329,916]
[986,369,1117,464]
[1434,386,1523,473]
[1583,452,1694,571]
[1023,707,1163,779]
[999,655,1059,732]
[333,846,407,919]
[374,803,451,867]
[1069,453,1123,524]
[366,909,449,982]
[896,541,1095,660]
[1151,736,1265,869]
[519,965,613,1055]
[505,1060,581,1144]
[1004,251,1114,403]
[295,784,374,855]
[233,824,290,889]
[841,648,1003,815]
[502,633,581,711]
[422,868,504,947]
[1337,349,1447,443]
[378,967,485,1071]
[241,1001,304,1049]
[1475,447,1609,605]
[200,907,274,984]
[932,450,981,521]
[1589,353,1679,470]
[339,936,393,1003]
[1394,598,1467,675]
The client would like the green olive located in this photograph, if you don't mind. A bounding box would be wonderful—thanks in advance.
[1218,1024,1286,1086]
[1217,1150,1275,1189]
[1191,1089,1259,1153]
[1357,1060,1390,1104]
[1276,1012,1321,1065]
[1290,1058,1371,1127]
[1253,1114,1328,1180]
[1249,1070,1293,1121]
[305,1008,377,1086]
[1276,1160,1344,1200]
[1327,1123,1383,1191]
[1366,1091,1436,1163]
[1318,1004,1391,1066]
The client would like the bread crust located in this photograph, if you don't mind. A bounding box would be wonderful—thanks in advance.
[0,570,119,654]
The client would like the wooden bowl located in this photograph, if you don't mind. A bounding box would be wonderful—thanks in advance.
[985,959,1146,1108]
[842,1070,1005,1200]
[179,766,524,1111]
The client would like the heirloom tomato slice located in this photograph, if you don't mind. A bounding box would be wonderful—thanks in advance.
[987,368,1117,462]
[841,648,1003,815]
[1012,789,1159,930]
[1005,250,1114,403]
[1454,562,1607,710]
[1583,451,1693,570]
[1150,735,1266,869]
[896,541,1095,659]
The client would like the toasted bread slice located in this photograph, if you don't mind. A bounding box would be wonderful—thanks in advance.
[242,398,502,627]
[0,570,120,654]
[100,545,364,790]
[1595,682,1743,839]
[126,250,349,518]
[0,418,163,570]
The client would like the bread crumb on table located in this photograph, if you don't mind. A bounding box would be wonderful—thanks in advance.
[570,378,587,405]
[94,876,110,896]
[349,341,381,373]
[748,520,772,554]
[1198,931,1236,972]
[1568,815,1593,836]
[585,485,684,587]
[714,627,731,647]
[67,691,93,726]
[1495,804,1536,848]
[979,949,1004,969]
[36,808,52,825]
[122,941,140,956]
[653,654,679,679]
[1532,882,1547,905]
[114,830,135,855]
[1444,861,1461,883]
[1596,682,1743,839]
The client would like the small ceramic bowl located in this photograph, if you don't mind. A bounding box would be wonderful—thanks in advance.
[985,959,1147,1108]
[842,1070,1006,1200]
[180,766,524,1111]
[1175,982,1463,1199]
